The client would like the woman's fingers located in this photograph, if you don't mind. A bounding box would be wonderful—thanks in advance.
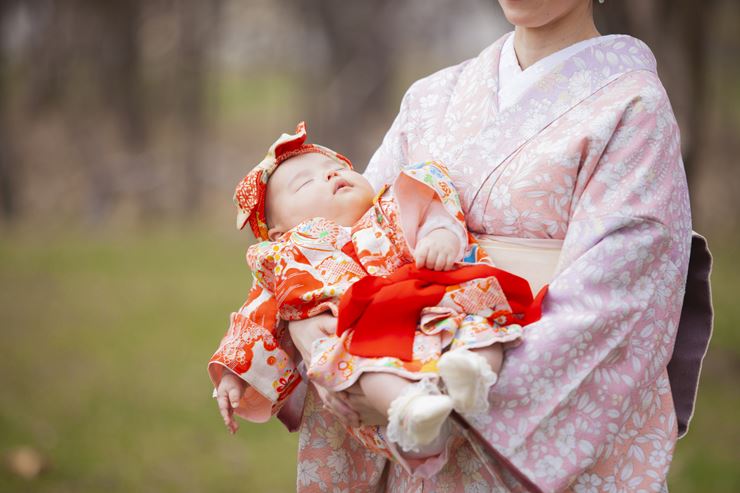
[329,392,361,427]
[288,314,340,361]
[315,384,360,427]
[331,399,360,427]
[344,383,364,395]
[341,386,386,426]
[319,314,338,336]
[344,393,387,426]
[332,399,360,427]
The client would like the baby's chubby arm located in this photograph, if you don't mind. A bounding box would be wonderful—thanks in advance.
[413,197,466,271]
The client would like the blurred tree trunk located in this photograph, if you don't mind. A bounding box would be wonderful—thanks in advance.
[92,0,158,220]
[16,0,222,224]
[25,0,65,115]
[299,0,396,167]
[176,0,221,214]
[97,0,148,153]
[0,0,18,221]
[23,0,150,224]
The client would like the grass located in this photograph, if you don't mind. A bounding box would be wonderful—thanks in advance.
[0,228,737,492]
[0,228,297,492]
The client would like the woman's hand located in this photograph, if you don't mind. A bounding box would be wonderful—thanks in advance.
[288,313,337,363]
[344,383,389,427]
[313,383,361,428]
[289,314,387,427]
[314,382,388,428]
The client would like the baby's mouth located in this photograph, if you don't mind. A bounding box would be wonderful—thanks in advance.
[333,179,352,194]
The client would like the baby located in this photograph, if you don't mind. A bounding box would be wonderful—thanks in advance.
[211,122,542,453]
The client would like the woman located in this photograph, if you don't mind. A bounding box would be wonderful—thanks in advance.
[286,0,712,491]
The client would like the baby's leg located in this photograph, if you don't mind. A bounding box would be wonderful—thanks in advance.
[470,343,504,374]
[438,342,503,416]
[358,373,411,418]
[359,373,453,453]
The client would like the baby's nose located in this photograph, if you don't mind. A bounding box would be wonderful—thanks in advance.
[325,169,339,180]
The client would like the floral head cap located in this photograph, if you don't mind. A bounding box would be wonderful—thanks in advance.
[234,121,353,240]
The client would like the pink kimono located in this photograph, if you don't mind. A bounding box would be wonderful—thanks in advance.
[208,161,525,422]
[292,33,706,492]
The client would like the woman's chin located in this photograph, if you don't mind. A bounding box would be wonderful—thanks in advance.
[499,0,572,29]
[503,11,550,29]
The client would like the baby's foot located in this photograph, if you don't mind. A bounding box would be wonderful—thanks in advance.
[438,348,498,416]
[386,379,453,453]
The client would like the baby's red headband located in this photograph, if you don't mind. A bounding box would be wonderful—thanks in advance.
[233,122,353,240]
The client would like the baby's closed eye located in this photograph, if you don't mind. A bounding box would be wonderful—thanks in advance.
[297,178,314,190]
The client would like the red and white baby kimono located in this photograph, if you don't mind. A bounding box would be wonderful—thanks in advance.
[209,162,540,422]
[208,161,536,423]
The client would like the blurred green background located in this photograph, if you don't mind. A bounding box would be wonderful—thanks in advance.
[1,1,739,492]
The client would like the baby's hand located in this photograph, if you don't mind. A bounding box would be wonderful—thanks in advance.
[415,228,460,271]
[215,370,246,434]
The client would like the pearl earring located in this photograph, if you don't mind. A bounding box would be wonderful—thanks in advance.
[598,0,605,3]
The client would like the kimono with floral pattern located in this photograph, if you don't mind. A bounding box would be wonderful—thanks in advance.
[208,161,523,424]
[293,33,692,492]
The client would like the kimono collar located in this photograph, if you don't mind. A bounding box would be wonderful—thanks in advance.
[280,217,353,250]
[497,33,622,111]
[372,184,390,205]
[451,33,658,209]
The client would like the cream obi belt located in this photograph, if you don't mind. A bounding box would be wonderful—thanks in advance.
[474,235,563,294]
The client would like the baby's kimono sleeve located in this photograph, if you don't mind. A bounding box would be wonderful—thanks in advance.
[392,160,469,261]
[207,241,302,424]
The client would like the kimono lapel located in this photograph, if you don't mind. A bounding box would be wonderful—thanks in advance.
[438,39,503,153]
[449,35,658,211]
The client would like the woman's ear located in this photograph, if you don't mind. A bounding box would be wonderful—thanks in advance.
[267,227,285,241]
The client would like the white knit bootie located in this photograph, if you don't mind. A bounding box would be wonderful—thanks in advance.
[386,379,454,453]
[438,348,498,416]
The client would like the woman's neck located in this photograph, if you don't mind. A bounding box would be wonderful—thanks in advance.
[513,4,600,70]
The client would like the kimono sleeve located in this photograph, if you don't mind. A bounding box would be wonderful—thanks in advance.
[392,160,469,259]
[207,243,301,424]
[476,91,693,490]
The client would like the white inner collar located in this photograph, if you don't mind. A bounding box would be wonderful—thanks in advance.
[497,32,618,110]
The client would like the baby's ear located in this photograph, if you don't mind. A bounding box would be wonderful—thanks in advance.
[267,227,284,241]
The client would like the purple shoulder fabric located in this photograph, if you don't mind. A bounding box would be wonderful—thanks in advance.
[276,362,309,432]
[667,231,713,438]
[277,380,308,432]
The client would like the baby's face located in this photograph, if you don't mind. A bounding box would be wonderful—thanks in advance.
[265,152,375,239]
